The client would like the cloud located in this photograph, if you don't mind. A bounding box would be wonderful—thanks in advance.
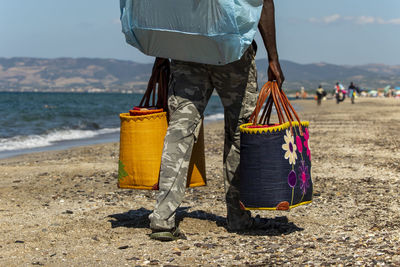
[308,14,342,24]
[323,14,341,23]
[309,15,400,25]
[355,16,377,24]
[386,18,400,25]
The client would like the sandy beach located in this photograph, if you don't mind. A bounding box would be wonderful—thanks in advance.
[0,97,399,266]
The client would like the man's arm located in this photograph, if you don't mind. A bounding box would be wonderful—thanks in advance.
[258,0,285,89]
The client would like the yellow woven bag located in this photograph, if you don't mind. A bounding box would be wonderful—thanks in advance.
[118,58,206,189]
[118,112,206,190]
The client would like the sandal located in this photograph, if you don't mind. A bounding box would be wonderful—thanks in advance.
[150,227,187,242]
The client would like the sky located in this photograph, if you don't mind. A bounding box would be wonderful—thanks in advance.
[1,0,399,65]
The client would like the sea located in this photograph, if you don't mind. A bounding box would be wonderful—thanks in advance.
[0,92,225,159]
[0,92,300,159]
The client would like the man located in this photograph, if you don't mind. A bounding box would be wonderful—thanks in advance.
[316,85,326,106]
[149,0,285,241]
[335,82,345,104]
[348,82,356,104]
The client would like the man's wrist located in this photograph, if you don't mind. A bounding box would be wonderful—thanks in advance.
[268,55,279,62]
[267,49,279,61]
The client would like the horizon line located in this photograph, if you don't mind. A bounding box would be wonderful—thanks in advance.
[0,56,398,67]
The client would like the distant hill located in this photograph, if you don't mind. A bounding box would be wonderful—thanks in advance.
[1,57,399,93]
[0,57,153,92]
[256,60,400,91]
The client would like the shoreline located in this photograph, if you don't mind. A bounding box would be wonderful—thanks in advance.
[1,98,399,265]
[0,122,226,161]
[0,97,312,160]
[1,97,396,161]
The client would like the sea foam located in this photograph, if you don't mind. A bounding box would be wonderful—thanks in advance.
[204,112,224,122]
[0,128,119,152]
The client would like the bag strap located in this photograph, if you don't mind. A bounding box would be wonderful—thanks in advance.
[249,81,304,136]
[139,58,170,112]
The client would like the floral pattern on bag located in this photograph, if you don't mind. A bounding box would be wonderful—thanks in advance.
[283,126,311,206]
[282,129,298,165]
[304,128,311,161]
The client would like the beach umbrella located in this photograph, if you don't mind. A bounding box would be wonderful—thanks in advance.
[368,90,378,97]
[383,85,391,94]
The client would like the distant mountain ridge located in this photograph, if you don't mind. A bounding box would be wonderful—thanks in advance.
[0,57,399,92]
[256,60,400,90]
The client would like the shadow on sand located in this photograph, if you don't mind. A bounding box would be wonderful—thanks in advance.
[108,207,303,236]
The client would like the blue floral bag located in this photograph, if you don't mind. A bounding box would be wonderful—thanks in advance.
[239,82,313,211]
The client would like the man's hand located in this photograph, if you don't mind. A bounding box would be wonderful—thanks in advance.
[258,0,285,89]
[268,59,285,89]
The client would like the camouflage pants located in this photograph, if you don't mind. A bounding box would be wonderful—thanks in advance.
[149,44,258,231]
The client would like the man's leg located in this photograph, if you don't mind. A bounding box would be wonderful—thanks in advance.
[149,60,213,232]
[210,44,258,231]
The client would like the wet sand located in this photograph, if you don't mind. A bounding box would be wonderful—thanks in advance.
[0,97,399,266]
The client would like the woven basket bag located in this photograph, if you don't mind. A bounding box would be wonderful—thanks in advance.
[239,81,312,210]
[118,59,206,190]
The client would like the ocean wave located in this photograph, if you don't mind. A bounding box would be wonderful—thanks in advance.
[0,127,120,152]
[204,113,224,122]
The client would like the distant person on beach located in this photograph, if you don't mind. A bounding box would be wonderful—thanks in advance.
[348,82,356,104]
[335,82,345,104]
[300,86,307,99]
[149,0,285,241]
[316,85,326,106]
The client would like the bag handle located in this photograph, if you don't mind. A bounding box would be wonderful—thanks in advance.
[139,58,170,112]
[249,81,304,136]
